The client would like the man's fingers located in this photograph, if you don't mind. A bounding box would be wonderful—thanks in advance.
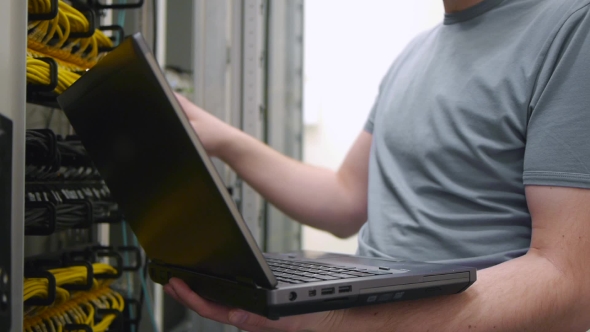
[227,308,315,332]
[168,278,233,324]
[164,283,193,310]
[228,309,275,330]
[167,278,319,332]
[228,310,249,325]
[163,284,181,302]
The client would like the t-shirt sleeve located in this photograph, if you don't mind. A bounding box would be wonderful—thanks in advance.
[364,102,378,134]
[524,5,590,189]
[364,62,397,134]
[363,30,431,135]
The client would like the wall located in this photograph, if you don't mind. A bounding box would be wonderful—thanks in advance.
[302,0,444,254]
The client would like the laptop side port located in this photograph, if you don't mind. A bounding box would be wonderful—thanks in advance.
[309,290,317,297]
[321,287,335,295]
[338,285,352,293]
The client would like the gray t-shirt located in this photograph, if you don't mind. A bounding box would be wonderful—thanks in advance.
[360,0,590,269]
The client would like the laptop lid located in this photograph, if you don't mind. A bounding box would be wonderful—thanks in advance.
[57,33,277,289]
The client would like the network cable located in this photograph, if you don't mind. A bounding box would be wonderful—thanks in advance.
[28,0,114,72]
[26,56,81,94]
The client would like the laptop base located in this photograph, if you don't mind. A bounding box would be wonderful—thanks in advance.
[150,256,474,320]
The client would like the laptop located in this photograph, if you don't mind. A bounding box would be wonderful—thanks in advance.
[57,33,476,319]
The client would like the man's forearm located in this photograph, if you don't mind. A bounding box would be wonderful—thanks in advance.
[217,129,366,238]
[333,251,589,332]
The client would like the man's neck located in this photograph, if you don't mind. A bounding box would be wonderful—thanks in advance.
[443,0,484,13]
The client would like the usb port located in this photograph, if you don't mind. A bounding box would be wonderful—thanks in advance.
[308,290,317,297]
[338,286,352,293]
[321,287,335,295]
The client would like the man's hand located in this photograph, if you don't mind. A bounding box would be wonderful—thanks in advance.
[175,92,239,158]
[164,278,343,332]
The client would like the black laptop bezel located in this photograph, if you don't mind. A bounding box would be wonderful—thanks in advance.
[57,33,277,289]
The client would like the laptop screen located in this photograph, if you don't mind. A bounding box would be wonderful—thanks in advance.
[58,34,276,288]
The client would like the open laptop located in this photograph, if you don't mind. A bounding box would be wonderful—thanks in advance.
[57,33,476,319]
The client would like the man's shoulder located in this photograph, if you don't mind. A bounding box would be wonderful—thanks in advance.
[510,0,590,47]
[535,0,590,21]
[502,0,590,28]
[534,0,590,47]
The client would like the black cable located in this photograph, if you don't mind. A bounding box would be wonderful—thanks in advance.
[26,131,51,161]
[92,201,118,220]
[55,203,87,229]
[25,207,48,226]
[57,140,89,164]
[26,130,61,176]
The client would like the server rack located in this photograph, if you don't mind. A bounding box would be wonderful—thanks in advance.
[3,1,303,331]
[19,2,154,332]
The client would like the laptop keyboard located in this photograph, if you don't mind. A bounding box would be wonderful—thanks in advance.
[266,258,394,284]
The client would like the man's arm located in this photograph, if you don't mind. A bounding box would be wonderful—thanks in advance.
[177,94,371,238]
[165,186,590,331]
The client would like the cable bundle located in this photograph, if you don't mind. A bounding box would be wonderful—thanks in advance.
[27,0,115,97]
[24,263,124,332]
[27,57,81,94]
[25,184,122,235]
[25,201,91,233]
[24,263,118,308]
[26,130,99,181]
[28,0,113,70]
[57,139,93,168]
[25,130,123,233]
[24,287,124,332]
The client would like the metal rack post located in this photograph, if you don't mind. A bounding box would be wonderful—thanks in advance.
[1,1,27,331]
[240,0,267,245]
[264,0,304,253]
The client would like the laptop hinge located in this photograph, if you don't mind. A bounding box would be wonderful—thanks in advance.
[235,276,258,288]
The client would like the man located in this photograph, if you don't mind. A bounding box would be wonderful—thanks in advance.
[165,0,590,330]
